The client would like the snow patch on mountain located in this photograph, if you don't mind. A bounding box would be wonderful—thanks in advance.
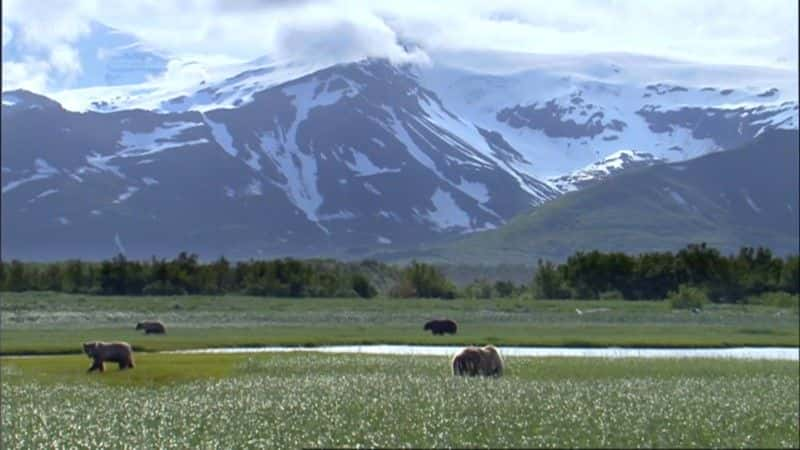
[550,149,666,191]
[753,103,799,136]
[417,56,797,185]
[345,150,399,176]
[664,187,689,207]
[118,121,206,158]
[32,189,59,201]
[742,190,762,213]
[426,188,471,230]
[456,179,490,203]
[259,133,323,223]
[86,153,124,178]
[418,96,493,168]
[48,58,325,113]
[283,77,361,146]
[114,233,126,254]
[319,211,356,221]
[2,158,59,194]
[2,95,19,106]
[203,115,238,157]
[243,146,262,171]
[245,179,263,196]
[35,188,59,198]
[112,186,139,203]
[363,182,381,195]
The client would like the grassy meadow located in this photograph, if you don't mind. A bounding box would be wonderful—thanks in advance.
[1,291,798,448]
[2,353,798,448]
[1,292,798,354]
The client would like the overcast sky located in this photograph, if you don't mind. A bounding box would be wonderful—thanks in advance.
[2,0,798,92]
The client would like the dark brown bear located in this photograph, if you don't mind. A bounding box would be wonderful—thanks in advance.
[136,320,166,334]
[83,341,135,372]
[452,345,504,377]
[423,319,458,335]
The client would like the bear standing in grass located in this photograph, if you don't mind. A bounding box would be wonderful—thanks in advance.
[451,345,503,377]
[424,319,458,335]
[136,320,166,334]
[83,341,135,372]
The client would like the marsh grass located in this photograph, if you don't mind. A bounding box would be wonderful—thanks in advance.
[1,292,797,354]
[1,353,798,448]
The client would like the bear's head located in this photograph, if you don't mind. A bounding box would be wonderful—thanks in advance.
[82,342,100,358]
[135,322,144,330]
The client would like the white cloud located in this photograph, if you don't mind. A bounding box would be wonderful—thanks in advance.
[271,8,429,66]
[2,0,94,49]
[372,0,798,70]
[2,59,51,92]
[2,23,13,47]
[49,44,82,76]
[2,0,797,93]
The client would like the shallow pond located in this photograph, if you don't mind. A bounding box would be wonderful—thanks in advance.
[169,345,799,360]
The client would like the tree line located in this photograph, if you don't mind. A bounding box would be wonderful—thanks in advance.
[0,244,797,302]
[532,243,798,302]
[0,253,389,298]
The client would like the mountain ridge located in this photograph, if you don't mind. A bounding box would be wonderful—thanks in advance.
[2,49,798,261]
[395,130,799,264]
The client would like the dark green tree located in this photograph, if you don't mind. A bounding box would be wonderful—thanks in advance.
[61,260,85,293]
[5,260,28,292]
[531,260,571,299]
[352,274,377,299]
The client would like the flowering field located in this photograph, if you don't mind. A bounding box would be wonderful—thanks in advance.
[2,353,798,448]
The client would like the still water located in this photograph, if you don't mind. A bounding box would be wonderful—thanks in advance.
[170,345,799,360]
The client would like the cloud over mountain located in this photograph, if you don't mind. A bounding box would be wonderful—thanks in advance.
[3,0,797,92]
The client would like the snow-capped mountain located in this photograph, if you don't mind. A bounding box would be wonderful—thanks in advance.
[417,51,798,179]
[1,60,558,260]
[2,41,798,260]
[550,150,666,192]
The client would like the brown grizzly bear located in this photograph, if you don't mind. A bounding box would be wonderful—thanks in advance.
[83,341,135,372]
[423,319,458,335]
[136,320,166,334]
[451,345,503,377]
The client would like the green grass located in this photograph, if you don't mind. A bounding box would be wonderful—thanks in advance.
[2,292,797,354]
[2,292,797,447]
[1,353,798,448]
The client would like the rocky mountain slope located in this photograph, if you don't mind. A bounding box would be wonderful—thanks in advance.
[406,130,799,264]
[2,61,556,260]
[2,30,797,260]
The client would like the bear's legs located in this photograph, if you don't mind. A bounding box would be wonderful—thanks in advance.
[88,359,105,372]
[117,357,135,370]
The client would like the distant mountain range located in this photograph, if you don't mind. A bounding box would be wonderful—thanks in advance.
[400,130,799,264]
[2,23,798,261]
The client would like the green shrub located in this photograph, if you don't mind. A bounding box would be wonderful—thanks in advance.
[667,284,708,310]
[462,279,493,299]
[388,279,413,298]
[532,260,571,299]
[494,280,515,298]
[392,262,456,299]
[351,274,377,299]
[747,292,799,308]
